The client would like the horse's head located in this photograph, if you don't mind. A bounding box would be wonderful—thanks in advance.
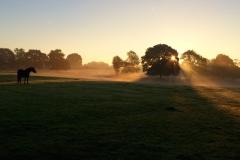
[29,67,37,73]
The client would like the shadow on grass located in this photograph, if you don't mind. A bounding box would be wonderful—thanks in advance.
[0,77,239,159]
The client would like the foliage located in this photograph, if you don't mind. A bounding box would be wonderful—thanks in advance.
[0,48,15,69]
[181,52,240,79]
[142,44,180,77]
[126,50,140,66]
[181,50,208,67]
[122,51,141,73]
[66,53,82,69]
[15,48,28,68]
[0,48,84,70]
[48,49,70,70]
[112,56,123,74]
[25,50,49,69]
[112,51,141,74]
[211,54,236,67]
[84,61,110,69]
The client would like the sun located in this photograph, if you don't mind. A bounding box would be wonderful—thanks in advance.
[171,56,176,61]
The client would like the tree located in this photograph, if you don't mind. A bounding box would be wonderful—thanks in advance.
[66,53,82,69]
[181,50,208,67]
[112,56,123,75]
[84,61,110,69]
[48,49,70,70]
[15,48,27,68]
[122,51,141,73]
[211,54,235,67]
[0,48,16,69]
[126,50,140,66]
[25,50,49,69]
[141,44,180,77]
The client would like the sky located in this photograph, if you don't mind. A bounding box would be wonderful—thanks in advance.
[0,0,240,64]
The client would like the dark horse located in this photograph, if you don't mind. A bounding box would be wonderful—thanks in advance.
[17,67,37,84]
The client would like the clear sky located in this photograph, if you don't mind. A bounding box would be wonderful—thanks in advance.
[0,0,239,64]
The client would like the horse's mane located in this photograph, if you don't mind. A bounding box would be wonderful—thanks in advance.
[25,67,36,73]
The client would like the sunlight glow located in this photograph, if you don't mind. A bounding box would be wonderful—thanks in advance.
[171,56,176,61]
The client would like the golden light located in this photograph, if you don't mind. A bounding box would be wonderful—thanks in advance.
[171,56,176,61]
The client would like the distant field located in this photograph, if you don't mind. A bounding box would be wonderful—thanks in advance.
[0,74,239,159]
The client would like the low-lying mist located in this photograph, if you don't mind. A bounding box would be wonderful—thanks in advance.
[36,68,240,88]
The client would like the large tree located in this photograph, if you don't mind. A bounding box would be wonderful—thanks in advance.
[48,49,70,70]
[66,53,82,69]
[26,49,49,69]
[141,44,180,77]
[0,48,16,69]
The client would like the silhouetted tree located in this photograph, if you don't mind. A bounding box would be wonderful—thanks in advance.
[48,49,70,70]
[206,54,240,78]
[84,61,110,69]
[112,56,123,75]
[0,48,16,69]
[15,48,27,68]
[126,51,140,66]
[211,54,235,67]
[141,44,180,77]
[25,50,49,69]
[122,51,141,73]
[66,53,82,69]
[181,50,208,67]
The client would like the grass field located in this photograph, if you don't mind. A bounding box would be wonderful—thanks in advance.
[0,75,239,160]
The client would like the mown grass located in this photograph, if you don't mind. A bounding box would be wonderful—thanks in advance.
[0,74,239,160]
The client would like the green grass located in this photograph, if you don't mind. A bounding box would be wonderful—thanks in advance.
[0,74,239,159]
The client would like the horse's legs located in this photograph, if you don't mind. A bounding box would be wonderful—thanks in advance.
[17,76,21,84]
[27,77,29,84]
[24,77,26,84]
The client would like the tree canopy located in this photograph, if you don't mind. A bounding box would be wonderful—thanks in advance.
[211,54,235,67]
[112,51,141,74]
[141,44,180,76]
[84,61,110,69]
[0,48,15,69]
[48,49,70,70]
[26,50,49,69]
[181,50,208,67]
[67,53,82,69]
[112,56,123,75]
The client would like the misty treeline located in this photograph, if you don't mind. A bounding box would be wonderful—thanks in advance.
[0,48,82,70]
[181,51,240,79]
[113,44,240,78]
[1,44,240,79]
[0,48,112,70]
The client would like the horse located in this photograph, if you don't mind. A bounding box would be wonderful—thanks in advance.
[17,67,37,84]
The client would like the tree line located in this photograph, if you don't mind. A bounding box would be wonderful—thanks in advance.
[1,44,239,79]
[0,48,82,70]
[112,51,141,74]
[113,44,240,78]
